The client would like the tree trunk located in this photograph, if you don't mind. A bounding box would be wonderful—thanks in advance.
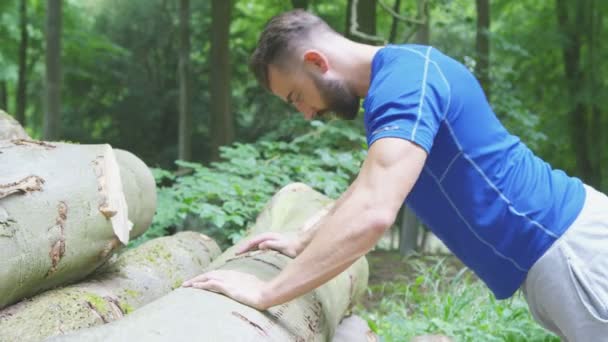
[555,0,600,187]
[398,0,428,256]
[16,0,29,127]
[178,0,192,162]
[291,0,309,9]
[0,231,221,342]
[388,0,402,43]
[0,141,156,309]
[0,110,30,140]
[586,0,603,189]
[399,206,419,256]
[44,0,62,140]
[209,0,234,161]
[475,0,490,99]
[414,0,430,44]
[51,183,369,342]
[346,0,379,44]
[0,81,7,113]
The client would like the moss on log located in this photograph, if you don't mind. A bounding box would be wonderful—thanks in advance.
[0,231,220,342]
[51,183,369,342]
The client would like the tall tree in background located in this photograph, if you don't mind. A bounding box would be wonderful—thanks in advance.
[475,0,490,99]
[414,0,430,44]
[178,0,192,162]
[291,0,308,9]
[388,0,402,43]
[555,0,604,188]
[0,82,6,112]
[16,0,29,126]
[399,0,429,256]
[209,0,234,160]
[44,0,62,140]
[346,0,379,44]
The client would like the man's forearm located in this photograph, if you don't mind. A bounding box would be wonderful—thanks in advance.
[261,186,390,309]
[295,179,360,253]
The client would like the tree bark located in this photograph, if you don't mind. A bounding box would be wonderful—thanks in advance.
[178,0,192,162]
[209,0,234,160]
[0,232,221,342]
[51,183,369,342]
[16,0,29,127]
[388,0,402,43]
[0,110,30,140]
[0,81,7,114]
[475,0,490,99]
[44,0,62,140]
[399,207,419,256]
[555,0,601,187]
[414,0,430,44]
[0,141,156,309]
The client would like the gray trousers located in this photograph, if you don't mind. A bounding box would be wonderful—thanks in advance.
[522,185,608,341]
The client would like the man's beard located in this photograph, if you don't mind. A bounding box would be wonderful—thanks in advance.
[310,72,360,120]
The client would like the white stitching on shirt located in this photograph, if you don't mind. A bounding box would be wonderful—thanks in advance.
[388,46,452,122]
[444,121,559,239]
[439,150,463,183]
[372,125,400,136]
[424,166,528,272]
[411,47,432,141]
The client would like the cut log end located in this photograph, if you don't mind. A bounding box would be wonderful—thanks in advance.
[93,147,132,244]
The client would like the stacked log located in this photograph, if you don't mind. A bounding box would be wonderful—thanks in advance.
[51,183,370,342]
[0,140,156,309]
[0,110,29,140]
[0,231,221,342]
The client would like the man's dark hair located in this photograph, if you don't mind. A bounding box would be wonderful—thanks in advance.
[249,10,336,91]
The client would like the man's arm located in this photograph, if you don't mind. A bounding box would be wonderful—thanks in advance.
[235,169,362,257]
[260,137,427,308]
[183,137,427,310]
[294,176,361,251]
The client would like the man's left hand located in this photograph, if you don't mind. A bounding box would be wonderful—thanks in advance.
[182,270,270,310]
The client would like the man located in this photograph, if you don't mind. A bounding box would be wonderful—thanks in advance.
[184,10,608,340]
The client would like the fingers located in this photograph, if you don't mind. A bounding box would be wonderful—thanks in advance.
[182,273,208,287]
[190,279,224,294]
[235,233,280,255]
[258,239,289,255]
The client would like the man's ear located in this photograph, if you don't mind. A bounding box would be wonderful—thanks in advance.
[302,50,329,73]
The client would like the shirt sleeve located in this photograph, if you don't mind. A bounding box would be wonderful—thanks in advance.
[364,47,451,153]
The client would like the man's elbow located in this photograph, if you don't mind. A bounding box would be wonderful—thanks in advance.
[364,207,397,238]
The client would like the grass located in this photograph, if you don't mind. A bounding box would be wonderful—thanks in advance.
[355,252,560,342]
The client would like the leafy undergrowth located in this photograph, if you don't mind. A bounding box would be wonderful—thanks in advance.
[356,251,559,342]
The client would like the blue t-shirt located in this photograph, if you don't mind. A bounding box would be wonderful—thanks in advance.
[363,44,585,299]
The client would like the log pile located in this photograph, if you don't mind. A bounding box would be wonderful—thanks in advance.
[50,183,371,342]
[0,231,221,342]
[0,112,376,341]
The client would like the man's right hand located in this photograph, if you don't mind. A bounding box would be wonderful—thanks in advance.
[236,232,303,258]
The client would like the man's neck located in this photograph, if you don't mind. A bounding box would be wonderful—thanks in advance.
[331,42,383,98]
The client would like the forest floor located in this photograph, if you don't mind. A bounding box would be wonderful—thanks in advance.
[360,250,465,310]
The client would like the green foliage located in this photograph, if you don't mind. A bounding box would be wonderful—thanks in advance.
[130,119,366,249]
[359,257,559,342]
